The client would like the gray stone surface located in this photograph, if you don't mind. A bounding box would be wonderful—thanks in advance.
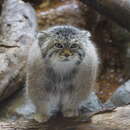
[80,92,103,113]
[0,0,37,102]
[1,0,37,42]
[105,80,130,107]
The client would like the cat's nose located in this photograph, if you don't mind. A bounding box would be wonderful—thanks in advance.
[62,49,72,57]
[64,53,70,57]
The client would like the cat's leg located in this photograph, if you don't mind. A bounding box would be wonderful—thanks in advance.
[62,94,80,117]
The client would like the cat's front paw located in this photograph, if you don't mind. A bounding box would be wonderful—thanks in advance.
[63,109,79,118]
[33,113,49,123]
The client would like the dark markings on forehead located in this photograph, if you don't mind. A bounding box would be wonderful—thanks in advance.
[50,26,79,40]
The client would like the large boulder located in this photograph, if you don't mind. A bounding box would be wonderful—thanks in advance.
[0,0,37,102]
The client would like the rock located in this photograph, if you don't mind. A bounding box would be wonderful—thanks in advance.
[80,92,103,114]
[1,0,37,42]
[105,80,130,107]
[0,0,37,102]
[0,0,4,14]
[1,99,130,130]
[23,0,43,7]
[0,43,26,102]
[92,105,130,130]
[125,42,130,76]
[0,88,36,121]
[36,0,90,30]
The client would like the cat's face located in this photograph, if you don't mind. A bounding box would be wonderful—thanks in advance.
[38,26,90,73]
[41,38,85,73]
[49,40,85,72]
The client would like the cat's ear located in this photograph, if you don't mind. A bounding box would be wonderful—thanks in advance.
[37,31,51,47]
[80,30,91,38]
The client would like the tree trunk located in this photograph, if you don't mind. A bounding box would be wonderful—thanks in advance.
[80,0,130,31]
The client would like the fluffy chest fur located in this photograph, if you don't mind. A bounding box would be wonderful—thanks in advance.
[44,66,78,92]
[51,60,77,74]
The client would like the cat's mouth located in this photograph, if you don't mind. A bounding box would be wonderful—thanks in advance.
[62,58,70,61]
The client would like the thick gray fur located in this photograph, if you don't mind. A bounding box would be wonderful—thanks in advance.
[26,25,99,122]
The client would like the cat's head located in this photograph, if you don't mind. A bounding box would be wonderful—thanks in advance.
[38,25,91,72]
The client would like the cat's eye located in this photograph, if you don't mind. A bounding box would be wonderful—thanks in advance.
[55,43,63,48]
[71,44,79,49]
